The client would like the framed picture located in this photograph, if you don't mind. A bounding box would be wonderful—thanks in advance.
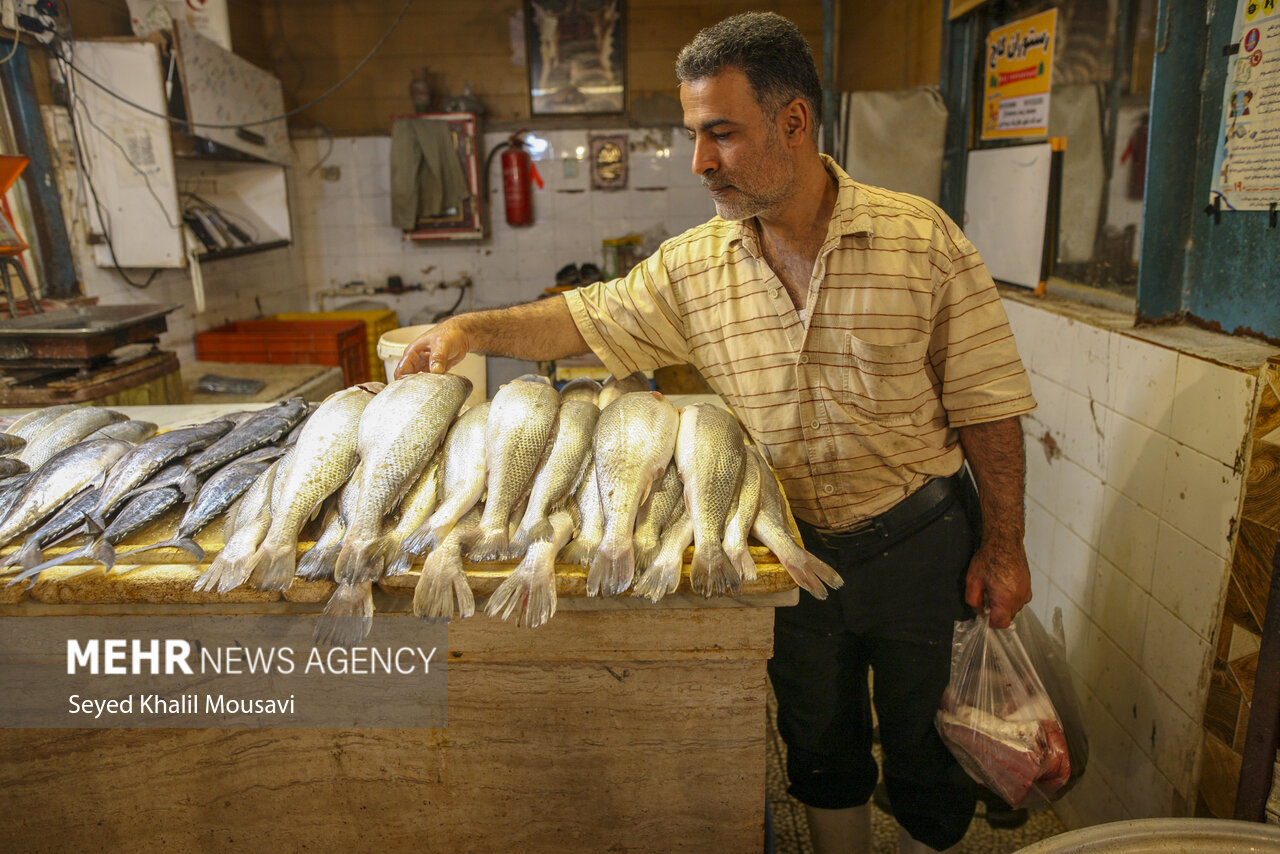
[526,0,626,116]
[589,134,628,190]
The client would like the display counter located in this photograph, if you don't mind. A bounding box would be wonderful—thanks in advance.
[0,403,795,852]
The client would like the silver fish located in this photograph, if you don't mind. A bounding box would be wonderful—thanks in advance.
[86,420,157,444]
[298,470,359,582]
[0,433,26,455]
[589,391,679,596]
[334,373,470,583]
[722,443,762,582]
[0,438,130,552]
[675,403,745,597]
[487,509,575,628]
[2,486,100,571]
[19,408,127,469]
[598,371,650,409]
[0,472,34,519]
[559,378,601,405]
[194,457,283,593]
[462,377,559,562]
[406,401,490,555]
[560,457,604,569]
[5,404,79,440]
[632,461,683,576]
[510,399,599,556]
[10,463,186,584]
[383,451,443,577]
[0,457,28,479]
[413,505,484,620]
[246,387,374,591]
[633,502,693,602]
[120,456,275,563]
[748,448,843,599]
[88,420,235,528]
[162,399,309,499]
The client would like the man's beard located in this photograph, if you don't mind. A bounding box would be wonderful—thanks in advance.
[702,144,794,221]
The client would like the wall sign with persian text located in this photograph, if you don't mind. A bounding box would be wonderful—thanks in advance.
[981,8,1058,141]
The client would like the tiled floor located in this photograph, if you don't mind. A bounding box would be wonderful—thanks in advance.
[765,684,1069,853]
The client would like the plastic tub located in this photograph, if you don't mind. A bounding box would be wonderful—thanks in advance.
[377,324,487,407]
[272,310,398,385]
[1012,817,1280,853]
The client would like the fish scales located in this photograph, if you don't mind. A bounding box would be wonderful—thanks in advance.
[0,438,130,552]
[334,373,470,583]
[675,403,746,597]
[408,402,489,555]
[19,408,127,469]
[632,461,683,576]
[247,388,374,592]
[510,399,599,556]
[748,448,843,599]
[194,458,282,593]
[463,378,560,562]
[588,391,679,596]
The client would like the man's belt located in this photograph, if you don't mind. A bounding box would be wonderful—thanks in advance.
[804,472,964,551]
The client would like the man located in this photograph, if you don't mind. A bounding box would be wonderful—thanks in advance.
[397,12,1035,853]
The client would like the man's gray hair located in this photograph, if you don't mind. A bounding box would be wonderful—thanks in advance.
[675,12,823,127]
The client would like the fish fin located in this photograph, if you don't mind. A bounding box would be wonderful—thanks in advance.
[10,539,45,571]
[193,557,221,592]
[464,524,510,563]
[90,538,117,572]
[758,527,842,599]
[172,538,205,562]
[314,582,374,648]
[297,542,340,581]
[732,545,759,582]
[633,538,660,577]
[334,532,392,583]
[385,550,415,577]
[245,541,296,592]
[178,473,199,502]
[486,563,557,628]
[413,547,473,620]
[689,541,740,598]
[7,545,89,586]
[403,522,436,557]
[587,541,634,597]
[510,518,552,555]
[559,536,597,569]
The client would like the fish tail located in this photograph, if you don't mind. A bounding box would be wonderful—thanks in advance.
[118,537,204,563]
[403,523,436,557]
[732,544,759,582]
[510,517,552,556]
[90,538,117,572]
[11,539,45,571]
[464,524,510,563]
[193,556,222,592]
[297,542,340,581]
[689,541,740,598]
[413,546,474,620]
[178,473,200,502]
[633,538,660,577]
[587,540,634,597]
[7,545,90,587]
[245,540,296,592]
[763,529,843,599]
[314,581,374,648]
[560,535,597,569]
[385,549,415,577]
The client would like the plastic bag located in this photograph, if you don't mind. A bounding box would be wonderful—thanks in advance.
[1014,606,1089,798]
[935,607,1086,809]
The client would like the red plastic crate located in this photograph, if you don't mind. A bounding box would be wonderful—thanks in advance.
[195,319,369,385]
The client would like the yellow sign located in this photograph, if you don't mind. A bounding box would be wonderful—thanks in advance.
[981,9,1058,140]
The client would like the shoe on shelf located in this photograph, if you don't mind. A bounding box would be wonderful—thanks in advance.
[578,262,602,284]
[555,263,581,288]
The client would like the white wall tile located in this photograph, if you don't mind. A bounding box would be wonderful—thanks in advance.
[1055,761,1132,829]
[1109,334,1178,434]
[1061,388,1108,476]
[1055,458,1105,544]
[1161,442,1243,558]
[1170,355,1256,466]
[1035,316,1077,389]
[1147,687,1203,795]
[1067,322,1112,402]
[1091,555,1148,661]
[1104,410,1170,514]
[1025,496,1055,573]
[1046,585,1095,681]
[1025,372,1068,448]
[1024,427,1061,510]
[1142,600,1213,720]
[1096,486,1160,591]
[1090,626,1152,744]
[1050,520,1097,611]
[1151,521,1232,641]
[1124,756,1178,818]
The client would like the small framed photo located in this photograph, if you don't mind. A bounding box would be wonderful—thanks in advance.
[589,134,628,190]
[526,0,626,116]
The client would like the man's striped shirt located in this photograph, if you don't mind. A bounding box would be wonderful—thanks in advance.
[564,155,1035,531]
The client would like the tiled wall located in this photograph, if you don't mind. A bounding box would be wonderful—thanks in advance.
[1197,356,1280,818]
[1000,293,1277,828]
[287,128,717,318]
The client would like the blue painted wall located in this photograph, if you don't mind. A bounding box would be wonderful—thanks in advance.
[1139,0,1279,340]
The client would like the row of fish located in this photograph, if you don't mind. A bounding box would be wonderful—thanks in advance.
[0,372,843,646]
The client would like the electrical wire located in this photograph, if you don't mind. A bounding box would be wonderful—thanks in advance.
[72,93,181,230]
[53,0,414,131]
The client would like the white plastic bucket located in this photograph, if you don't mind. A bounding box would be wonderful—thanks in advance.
[1012,818,1280,853]
[377,324,487,407]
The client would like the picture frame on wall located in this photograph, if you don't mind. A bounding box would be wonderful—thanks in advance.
[526,0,626,116]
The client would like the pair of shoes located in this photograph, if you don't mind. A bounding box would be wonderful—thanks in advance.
[578,262,602,284]
[555,264,581,288]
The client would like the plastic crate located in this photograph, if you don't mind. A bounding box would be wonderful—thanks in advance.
[195,319,369,385]
[271,310,398,382]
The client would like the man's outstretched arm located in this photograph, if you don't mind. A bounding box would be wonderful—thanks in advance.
[395,295,591,377]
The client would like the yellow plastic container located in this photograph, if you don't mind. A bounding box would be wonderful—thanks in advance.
[272,310,398,385]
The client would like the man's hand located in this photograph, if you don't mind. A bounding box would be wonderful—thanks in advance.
[964,537,1032,629]
[956,416,1032,629]
[395,317,470,378]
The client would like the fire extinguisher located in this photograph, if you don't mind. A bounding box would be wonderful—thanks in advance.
[490,132,543,227]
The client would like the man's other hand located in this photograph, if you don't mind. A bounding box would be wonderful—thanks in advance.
[963,538,1032,629]
[395,318,469,378]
